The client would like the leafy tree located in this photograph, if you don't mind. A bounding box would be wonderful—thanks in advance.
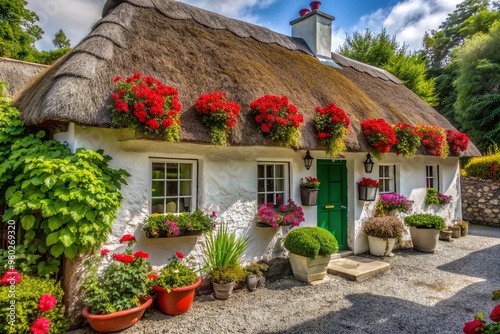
[52,29,70,49]
[0,0,43,60]
[338,28,437,105]
[453,21,500,151]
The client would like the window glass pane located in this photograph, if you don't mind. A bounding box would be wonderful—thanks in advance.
[258,180,265,192]
[166,181,178,196]
[151,198,164,213]
[275,179,284,192]
[258,165,264,178]
[167,163,178,179]
[152,163,165,179]
[276,193,284,201]
[180,181,191,196]
[258,194,265,206]
[151,181,165,197]
[180,164,192,179]
[385,180,390,192]
[275,165,284,178]
[165,199,178,213]
[266,179,274,192]
[266,193,274,203]
[266,165,274,178]
[179,198,191,212]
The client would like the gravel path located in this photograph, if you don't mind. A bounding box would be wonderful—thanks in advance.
[71,224,500,334]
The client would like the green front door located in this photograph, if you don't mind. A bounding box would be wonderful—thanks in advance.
[317,160,348,250]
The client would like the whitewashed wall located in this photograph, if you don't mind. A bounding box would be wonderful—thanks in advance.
[55,125,462,265]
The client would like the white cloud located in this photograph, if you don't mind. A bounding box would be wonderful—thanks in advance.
[332,27,347,52]
[351,0,462,50]
[27,0,104,50]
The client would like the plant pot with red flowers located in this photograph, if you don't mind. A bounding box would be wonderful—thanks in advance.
[445,129,469,156]
[463,294,500,333]
[418,125,449,158]
[195,92,241,146]
[81,235,155,333]
[251,95,304,149]
[300,176,320,206]
[152,251,201,315]
[110,72,182,142]
[314,102,350,158]
[357,177,379,201]
[361,119,397,159]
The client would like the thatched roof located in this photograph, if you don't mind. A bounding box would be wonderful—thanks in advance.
[0,58,47,97]
[15,0,480,156]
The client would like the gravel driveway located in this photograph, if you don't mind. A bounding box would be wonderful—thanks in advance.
[71,224,500,334]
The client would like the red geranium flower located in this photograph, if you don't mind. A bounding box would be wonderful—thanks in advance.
[148,273,158,280]
[30,317,51,334]
[446,129,469,154]
[38,294,57,313]
[490,304,500,322]
[175,252,184,259]
[133,251,150,259]
[119,234,136,244]
[1,269,22,285]
[100,249,110,257]
[361,119,397,159]
[113,253,134,263]
[463,319,484,334]
[314,102,350,158]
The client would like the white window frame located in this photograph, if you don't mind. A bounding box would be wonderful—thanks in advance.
[379,164,396,194]
[257,162,290,205]
[426,165,440,191]
[149,158,198,214]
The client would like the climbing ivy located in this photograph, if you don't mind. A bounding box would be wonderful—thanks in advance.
[0,99,129,276]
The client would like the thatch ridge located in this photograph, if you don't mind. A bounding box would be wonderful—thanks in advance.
[0,57,47,97]
[15,0,481,156]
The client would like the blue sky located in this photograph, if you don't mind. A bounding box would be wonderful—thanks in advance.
[27,0,462,52]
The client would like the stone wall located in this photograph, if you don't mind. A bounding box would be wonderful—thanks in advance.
[461,176,500,227]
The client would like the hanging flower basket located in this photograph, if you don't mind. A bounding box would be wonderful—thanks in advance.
[195,91,240,146]
[300,187,319,206]
[250,95,304,149]
[314,102,350,158]
[360,119,397,159]
[357,177,379,201]
[445,129,469,155]
[393,123,423,158]
[418,125,449,158]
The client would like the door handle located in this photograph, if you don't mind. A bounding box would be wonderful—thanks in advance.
[325,205,335,209]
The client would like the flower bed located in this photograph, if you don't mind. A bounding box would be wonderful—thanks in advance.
[195,92,240,146]
[314,102,350,158]
[360,119,397,159]
[251,95,304,149]
[110,72,181,142]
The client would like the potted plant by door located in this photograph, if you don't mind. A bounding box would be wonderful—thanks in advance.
[284,227,338,282]
[404,214,446,253]
[300,176,320,206]
[152,251,201,315]
[357,177,379,201]
[203,222,250,300]
[362,216,404,256]
[81,235,154,333]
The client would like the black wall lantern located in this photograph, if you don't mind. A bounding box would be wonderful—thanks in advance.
[303,150,314,170]
[363,153,374,174]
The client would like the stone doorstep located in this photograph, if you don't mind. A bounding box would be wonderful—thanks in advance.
[327,256,391,282]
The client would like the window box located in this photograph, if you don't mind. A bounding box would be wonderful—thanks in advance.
[145,230,203,238]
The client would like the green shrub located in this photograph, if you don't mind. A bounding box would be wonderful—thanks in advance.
[244,263,269,277]
[284,227,338,259]
[210,265,246,284]
[464,153,500,182]
[0,275,69,333]
[404,214,446,230]
[156,260,198,292]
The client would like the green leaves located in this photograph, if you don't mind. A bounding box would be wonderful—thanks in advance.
[0,101,129,275]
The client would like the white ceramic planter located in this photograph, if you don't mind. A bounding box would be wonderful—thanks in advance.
[367,236,396,256]
[288,252,331,282]
[409,227,440,252]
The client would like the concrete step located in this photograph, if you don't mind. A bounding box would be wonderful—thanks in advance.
[327,256,390,282]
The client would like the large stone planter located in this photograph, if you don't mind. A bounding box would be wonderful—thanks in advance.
[367,236,396,256]
[409,227,440,253]
[288,252,331,282]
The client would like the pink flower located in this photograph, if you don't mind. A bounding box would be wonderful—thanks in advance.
[38,294,57,312]
[211,211,217,218]
[30,317,51,334]
[1,269,22,285]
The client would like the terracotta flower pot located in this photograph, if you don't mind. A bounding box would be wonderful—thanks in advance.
[154,277,201,315]
[310,1,321,10]
[82,295,152,333]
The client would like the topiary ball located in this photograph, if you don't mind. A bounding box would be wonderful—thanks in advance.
[284,227,338,259]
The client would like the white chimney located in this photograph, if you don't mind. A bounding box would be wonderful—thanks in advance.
[290,2,341,69]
